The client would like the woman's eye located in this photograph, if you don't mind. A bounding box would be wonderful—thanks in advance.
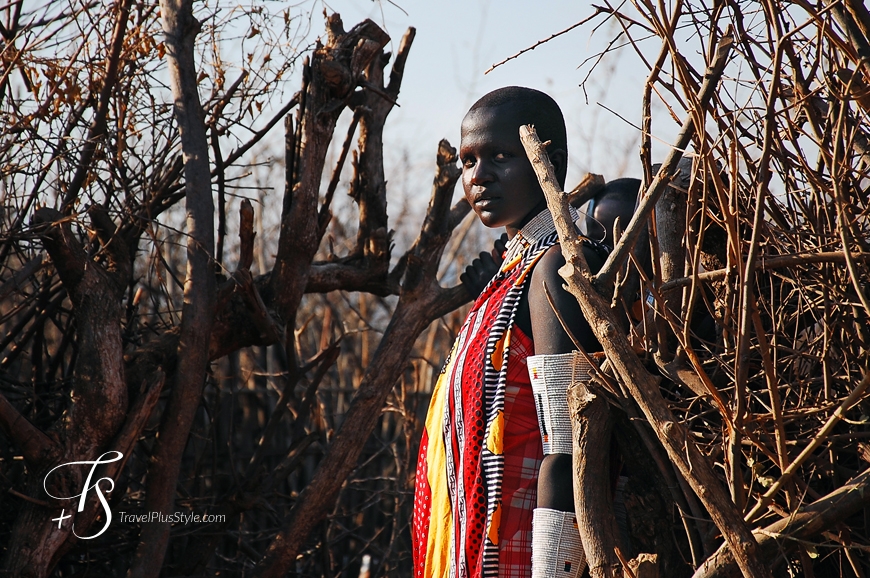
[462,157,475,168]
[494,152,509,161]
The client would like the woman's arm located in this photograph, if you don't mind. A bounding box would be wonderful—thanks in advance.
[528,243,603,512]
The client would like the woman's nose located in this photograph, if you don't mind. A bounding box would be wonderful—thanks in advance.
[468,160,493,185]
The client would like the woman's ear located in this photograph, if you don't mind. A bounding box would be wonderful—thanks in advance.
[548,148,568,188]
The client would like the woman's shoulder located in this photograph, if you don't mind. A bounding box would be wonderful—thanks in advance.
[532,237,607,279]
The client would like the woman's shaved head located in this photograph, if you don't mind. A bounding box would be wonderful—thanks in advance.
[467,86,567,158]
[465,86,568,187]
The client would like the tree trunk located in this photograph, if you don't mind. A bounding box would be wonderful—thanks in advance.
[569,380,621,577]
[254,139,467,578]
[127,1,216,575]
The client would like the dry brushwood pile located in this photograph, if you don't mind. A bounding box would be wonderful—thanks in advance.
[0,0,869,578]
[518,1,870,577]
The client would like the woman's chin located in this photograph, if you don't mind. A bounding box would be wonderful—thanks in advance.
[473,212,501,230]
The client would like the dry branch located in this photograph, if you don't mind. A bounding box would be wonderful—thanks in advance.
[4,209,128,576]
[128,0,216,574]
[594,31,733,293]
[693,467,870,578]
[567,172,606,208]
[255,139,464,578]
[520,124,771,578]
[659,251,870,292]
[270,16,390,323]
[351,27,416,258]
[569,380,621,577]
[65,370,166,556]
[745,372,870,524]
[61,0,132,212]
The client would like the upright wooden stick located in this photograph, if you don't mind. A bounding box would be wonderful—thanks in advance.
[519,124,772,578]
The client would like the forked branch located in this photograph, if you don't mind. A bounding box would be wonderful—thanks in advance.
[520,124,771,578]
[594,31,734,293]
[254,138,466,578]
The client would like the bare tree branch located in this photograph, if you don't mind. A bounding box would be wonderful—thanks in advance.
[594,31,733,293]
[128,0,216,574]
[61,0,133,212]
[0,392,57,467]
[520,124,772,578]
[693,466,870,578]
[255,139,462,578]
[270,16,390,323]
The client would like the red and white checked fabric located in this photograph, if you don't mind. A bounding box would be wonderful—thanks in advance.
[497,326,543,577]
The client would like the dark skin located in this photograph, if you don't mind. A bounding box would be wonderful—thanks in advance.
[585,179,641,249]
[459,232,508,297]
[459,104,602,512]
[587,196,634,248]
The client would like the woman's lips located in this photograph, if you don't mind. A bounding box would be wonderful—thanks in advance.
[474,196,500,209]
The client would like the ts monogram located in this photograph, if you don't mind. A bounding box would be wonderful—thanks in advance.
[43,451,123,540]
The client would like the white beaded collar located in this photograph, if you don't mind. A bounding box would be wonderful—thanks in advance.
[500,205,579,272]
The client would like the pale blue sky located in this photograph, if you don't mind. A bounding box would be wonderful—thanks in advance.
[217,0,694,254]
[306,0,659,186]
